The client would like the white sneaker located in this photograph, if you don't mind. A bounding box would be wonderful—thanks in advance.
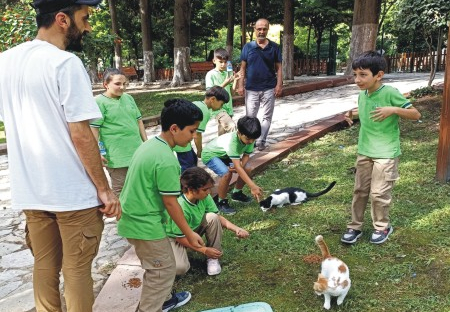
[207,258,221,276]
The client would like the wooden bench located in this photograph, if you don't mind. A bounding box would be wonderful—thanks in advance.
[121,66,138,81]
[190,61,214,80]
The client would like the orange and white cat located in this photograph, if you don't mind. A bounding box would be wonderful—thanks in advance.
[313,235,351,310]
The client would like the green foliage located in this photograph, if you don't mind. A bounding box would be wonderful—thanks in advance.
[0,1,36,52]
[170,96,450,311]
[409,86,442,99]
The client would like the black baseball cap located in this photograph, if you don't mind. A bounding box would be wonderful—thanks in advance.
[31,0,102,15]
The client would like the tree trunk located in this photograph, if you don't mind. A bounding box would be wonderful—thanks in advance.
[306,24,312,75]
[226,0,235,58]
[171,0,191,87]
[87,59,100,83]
[140,0,155,83]
[345,0,381,75]
[282,0,294,80]
[108,0,122,69]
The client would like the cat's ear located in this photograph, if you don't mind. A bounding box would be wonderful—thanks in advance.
[318,273,326,279]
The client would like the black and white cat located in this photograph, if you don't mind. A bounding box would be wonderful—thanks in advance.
[259,181,336,212]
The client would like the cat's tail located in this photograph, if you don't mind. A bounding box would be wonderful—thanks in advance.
[306,181,336,198]
[315,235,332,259]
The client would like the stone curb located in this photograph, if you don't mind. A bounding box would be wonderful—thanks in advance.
[92,113,348,312]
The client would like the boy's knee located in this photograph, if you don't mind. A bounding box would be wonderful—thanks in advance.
[176,262,190,276]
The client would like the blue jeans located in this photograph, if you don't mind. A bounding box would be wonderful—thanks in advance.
[205,157,232,177]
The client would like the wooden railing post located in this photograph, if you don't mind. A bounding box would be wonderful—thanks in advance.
[436,23,450,182]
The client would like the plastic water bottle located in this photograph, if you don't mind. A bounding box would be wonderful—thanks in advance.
[226,61,233,78]
[98,141,106,156]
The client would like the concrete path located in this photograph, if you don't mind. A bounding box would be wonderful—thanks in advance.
[0,72,444,312]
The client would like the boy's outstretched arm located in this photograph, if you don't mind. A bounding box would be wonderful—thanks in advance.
[175,236,222,259]
[219,215,249,238]
[231,157,263,201]
[163,195,204,248]
[371,106,421,122]
[344,109,358,126]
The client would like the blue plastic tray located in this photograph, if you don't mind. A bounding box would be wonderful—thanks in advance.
[200,302,273,312]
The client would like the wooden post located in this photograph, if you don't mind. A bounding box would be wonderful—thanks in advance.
[435,23,450,182]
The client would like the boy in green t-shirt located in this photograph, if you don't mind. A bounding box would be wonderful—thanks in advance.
[173,86,230,172]
[166,167,249,276]
[117,99,205,312]
[205,48,242,136]
[341,51,421,245]
[202,116,264,215]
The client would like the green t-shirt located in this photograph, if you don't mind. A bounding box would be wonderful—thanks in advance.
[165,194,218,238]
[201,131,254,165]
[357,85,412,158]
[117,136,181,240]
[173,100,211,153]
[205,68,233,117]
[90,93,143,168]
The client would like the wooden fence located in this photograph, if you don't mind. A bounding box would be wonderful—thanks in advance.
[385,50,447,73]
[151,50,446,80]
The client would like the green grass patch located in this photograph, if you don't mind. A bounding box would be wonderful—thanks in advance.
[131,89,205,117]
[173,95,450,312]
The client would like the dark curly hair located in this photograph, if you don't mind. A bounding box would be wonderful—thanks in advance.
[180,167,215,193]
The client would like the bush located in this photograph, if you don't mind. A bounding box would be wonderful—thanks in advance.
[409,86,442,99]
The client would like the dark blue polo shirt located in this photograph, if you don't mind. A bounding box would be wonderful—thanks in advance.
[240,40,282,91]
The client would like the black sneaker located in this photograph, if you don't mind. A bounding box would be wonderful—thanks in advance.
[217,199,236,215]
[162,290,191,312]
[341,228,363,244]
[370,226,393,244]
[231,190,252,203]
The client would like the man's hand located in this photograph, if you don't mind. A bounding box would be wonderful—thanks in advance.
[274,84,283,97]
[98,189,122,220]
[237,87,245,96]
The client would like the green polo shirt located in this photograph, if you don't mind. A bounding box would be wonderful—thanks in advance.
[165,194,218,238]
[357,84,412,158]
[205,68,233,117]
[201,131,254,165]
[90,93,143,168]
[173,100,211,153]
[118,136,181,240]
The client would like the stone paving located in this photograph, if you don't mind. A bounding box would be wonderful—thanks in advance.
[0,72,444,311]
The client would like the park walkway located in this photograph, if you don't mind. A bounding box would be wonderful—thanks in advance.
[0,72,444,312]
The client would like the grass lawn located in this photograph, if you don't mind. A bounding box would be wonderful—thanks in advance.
[131,89,205,117]
[173,95,450,312]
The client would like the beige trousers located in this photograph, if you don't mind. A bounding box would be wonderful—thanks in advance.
[24,207,104,312]
[128,237,176,312]
[106,167,128,195]
[348,155,399,231]
[169,213,223,275]
[216,111,236,136]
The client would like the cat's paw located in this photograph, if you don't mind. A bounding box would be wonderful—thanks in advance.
[323,303,331,310]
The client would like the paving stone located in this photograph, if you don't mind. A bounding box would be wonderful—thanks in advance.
[0,250,34,269]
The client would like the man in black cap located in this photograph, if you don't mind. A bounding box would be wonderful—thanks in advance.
[0,1,121,311]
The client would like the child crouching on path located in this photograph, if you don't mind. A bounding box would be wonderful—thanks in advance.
[201,116,264,215]
[166,167,249,276]
[90,68,147,195]
[341,51,421,245]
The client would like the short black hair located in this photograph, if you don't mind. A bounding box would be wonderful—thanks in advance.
[103,68,124,84]
[161,99,203,131]
[180,167,215,193]
[35,5,81,29]
[214,48,229,61]
[237,116,261,139]
[205,86,230,103]
[352,50,387,76]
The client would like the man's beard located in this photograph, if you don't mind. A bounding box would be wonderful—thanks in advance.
[65,18,86,52]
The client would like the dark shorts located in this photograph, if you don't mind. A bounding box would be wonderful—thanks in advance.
[176,149,198,173]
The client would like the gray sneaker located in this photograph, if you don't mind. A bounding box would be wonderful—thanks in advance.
[370,227,393,244]
[341,228,363,244]
[217,199,236,215]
